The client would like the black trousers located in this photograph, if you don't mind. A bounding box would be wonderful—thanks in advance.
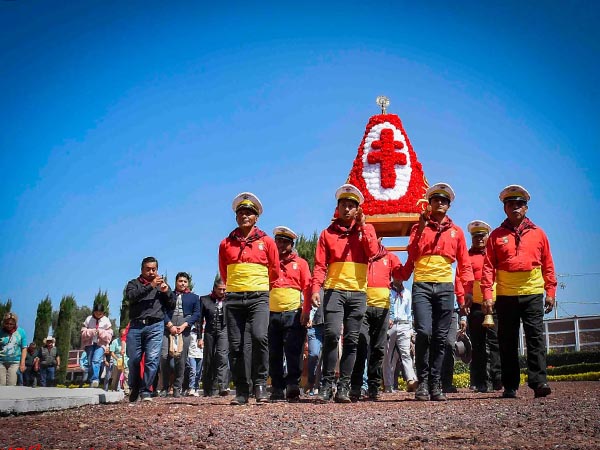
[322,289,367,389]
[351,305,389,391]
[468,303,501,389]
[412,282,455,387]
[268,308,306,390]
[495,294,548,390]
[202,326,229,393]
[225,291,269,395]
[441,312,458,389]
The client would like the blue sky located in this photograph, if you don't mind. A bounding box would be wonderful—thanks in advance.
[1,1,599,341]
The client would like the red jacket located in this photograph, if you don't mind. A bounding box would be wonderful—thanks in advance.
[406,216,474,303]
[311,221,379,294]
[271,252,313,313]
[455,249,485,304]
[368,251,405,289]
[481,220,556,299]
[219,227,279,291]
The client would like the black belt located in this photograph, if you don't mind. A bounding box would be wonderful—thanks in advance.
[131,317,163,326]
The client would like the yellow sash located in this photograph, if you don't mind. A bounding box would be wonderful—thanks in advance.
[366,287,390,308]
[270,287,301,312]
[413,255,453,283]
[324,262,368,292]
[226,263,269,292]
[496,267,545,296]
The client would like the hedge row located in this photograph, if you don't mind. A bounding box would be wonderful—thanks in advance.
[547,362,600,375]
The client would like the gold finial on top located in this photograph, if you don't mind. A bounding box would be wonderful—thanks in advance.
[376,95,390,114]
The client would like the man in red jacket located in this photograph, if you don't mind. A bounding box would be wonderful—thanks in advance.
[218,192,280,405]
[268,226,312,402]
[311,184,379,403]
[406,182,474,401]
[481,185,556,399]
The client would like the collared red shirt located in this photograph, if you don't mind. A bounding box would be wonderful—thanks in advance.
[481,220,556,299]
[219,227,279,292]
[311,221,379,293]
[270,252,312,313]
[405,216,474,303]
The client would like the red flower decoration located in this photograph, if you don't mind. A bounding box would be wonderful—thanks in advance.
[347,114,428,216]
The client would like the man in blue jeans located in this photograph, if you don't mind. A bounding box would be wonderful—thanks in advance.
[406,183,473,401]
[126,256,174,402]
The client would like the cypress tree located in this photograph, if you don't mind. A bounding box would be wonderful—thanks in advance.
[295,232,319,271]
[55,295,76,384]
[0,298,12,319]
[93,289,110,317]
[33,296,53,346]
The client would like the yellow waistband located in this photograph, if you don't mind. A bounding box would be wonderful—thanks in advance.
[413,255,453,283]
[324,262,368,292]
[473,280,496,303]
[226,263,269,292]
[496,267,545,296]
[270,287,301,312]
[366,287,390,308]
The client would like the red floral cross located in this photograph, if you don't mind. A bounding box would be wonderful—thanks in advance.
[367,128,406,188]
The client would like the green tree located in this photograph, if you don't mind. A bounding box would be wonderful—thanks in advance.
[119,285,129,330]
[93,289,110,317]
[55,295,76,384]
[295,232,319,271]
[33,296,53,346]
[71,304,92,349]
[0,298,12,320]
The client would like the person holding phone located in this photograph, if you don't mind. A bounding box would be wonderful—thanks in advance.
[481,185,556,399]
[125,256,174,402]
[311,184,379,403]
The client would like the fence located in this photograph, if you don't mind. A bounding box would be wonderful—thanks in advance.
[518,315,600,355]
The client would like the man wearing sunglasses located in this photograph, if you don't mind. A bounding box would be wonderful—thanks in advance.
[481,185,556,399]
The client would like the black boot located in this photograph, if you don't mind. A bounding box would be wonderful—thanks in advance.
[255,385,269,403]
[430,382,447,401]
[286,385,301,402]
[270,387,285,401]
[317,385,333,403]
[334,386,351,403]
[415,380,430,401]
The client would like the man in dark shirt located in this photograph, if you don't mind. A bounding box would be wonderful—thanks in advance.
[125,256,173,402]
[199,276,229,397]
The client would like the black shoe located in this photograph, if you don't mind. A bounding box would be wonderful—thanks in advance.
[270,388,285,402]
[534,383,551,398]
[334,386,351,403]
[475,385,489,393]
[286,385,301,402]
[349,387,361,402]
[159,390,169,398]
[172,389,181,398]
[129,386,140,402]
[493,379,504,391]
[317,386,333,403]
[502,388,518,399]
[415,382,430,401]
[230,394,248,405]
[442,385,458,394]
[219,389,229,396]
[430,384,447,402]
[255,385,269,403]
[367,387,380,401]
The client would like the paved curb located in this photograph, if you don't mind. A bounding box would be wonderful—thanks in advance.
[0,386,124,415]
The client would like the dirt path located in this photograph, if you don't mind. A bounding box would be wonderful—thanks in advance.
[2,381,599,449]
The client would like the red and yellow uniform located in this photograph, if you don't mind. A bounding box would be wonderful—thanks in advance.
[311,221,379,294]
[481,219,556,300]
[270,252,312,313]
[219,227,280,293]
[367,251,406,308]
[455,249,496,304]
[406,217,474,304]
